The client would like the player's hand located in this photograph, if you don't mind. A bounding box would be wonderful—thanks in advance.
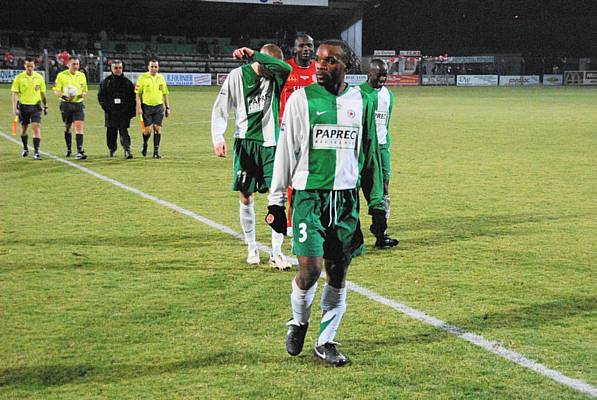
[369,209,387,239]
[165,107,171,118]
[43,106,48,115]
[214,141,227,157]
[13,108,19,116]
[233,47,254,60]
[266,205,287,235]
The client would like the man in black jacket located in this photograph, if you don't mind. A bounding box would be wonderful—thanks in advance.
[98,60,136,158]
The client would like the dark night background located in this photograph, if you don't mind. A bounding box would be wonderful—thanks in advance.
[3,0,597,56]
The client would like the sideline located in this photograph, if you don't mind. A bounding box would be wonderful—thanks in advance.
[2,131,595,398]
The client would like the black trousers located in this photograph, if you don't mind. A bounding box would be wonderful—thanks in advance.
[106,127,131,152]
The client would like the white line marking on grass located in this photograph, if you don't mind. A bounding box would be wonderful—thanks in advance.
[2,131,595,398]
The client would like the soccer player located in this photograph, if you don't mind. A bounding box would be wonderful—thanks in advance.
[266,40,386,366]
[11,58,47,159]
[53,56,88,159]
[98,60,136,159]
[280,34,317,237]
[211,44,292,270]
[135,59,170,159]
[359,59,400,249]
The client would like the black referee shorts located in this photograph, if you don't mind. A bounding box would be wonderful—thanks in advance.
[60,102,85,125]
[19,104,42,125]
[141,104,164,126]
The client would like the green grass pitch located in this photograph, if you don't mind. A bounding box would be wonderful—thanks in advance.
[0,84,595,399]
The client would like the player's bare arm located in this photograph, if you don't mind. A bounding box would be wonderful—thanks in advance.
[233,47,254,60]
[164,94,170,117]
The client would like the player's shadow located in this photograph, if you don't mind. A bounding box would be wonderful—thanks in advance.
[394,213,578,249]
[0,160,68,178]
[0,351,279,388]
[453,294,597,331]
[390,295,597,346]
[1,232,228,249]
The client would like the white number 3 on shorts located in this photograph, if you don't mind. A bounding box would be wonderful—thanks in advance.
[298,223,308,243]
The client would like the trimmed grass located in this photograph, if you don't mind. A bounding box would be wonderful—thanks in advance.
[0,85,595,399]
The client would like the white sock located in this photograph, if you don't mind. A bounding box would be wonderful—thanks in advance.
[239,202,256,250]
[317,284,347,346]
[290,278,317,325]
[384,195,391,220]
[271,229,284,257]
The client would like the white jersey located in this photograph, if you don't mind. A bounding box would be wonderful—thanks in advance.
[358,82,394,145]
[211,51,291,147]
[269,83,384,211]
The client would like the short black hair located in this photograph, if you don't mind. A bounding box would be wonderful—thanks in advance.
[24,57,35,63]
[68,56,79,62]
[295,33,313,44]
[148,58,159,64]
[319,39,353,68]
[369,58,387,70]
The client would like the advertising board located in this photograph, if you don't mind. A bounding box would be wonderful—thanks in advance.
[456,75,498,86]
[499,75,540,86]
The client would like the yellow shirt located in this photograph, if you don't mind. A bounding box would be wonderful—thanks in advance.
[53,70,88,103]
[11,71,46,105]
[135,72,169,106]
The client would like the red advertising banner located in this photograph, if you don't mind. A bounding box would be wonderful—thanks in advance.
[385,74,420,86]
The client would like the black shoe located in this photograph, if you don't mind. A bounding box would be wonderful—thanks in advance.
[152,152,161,159]
[375,235,399,249]
[33,152,41,160]
[21,149,29,157]
[286,320,309,356]
[141,144,147,157]
[75,151,87,160]
[66,149,72,157]
[314,342,348,367]
[109,149,116,157]
[124,150,133,159]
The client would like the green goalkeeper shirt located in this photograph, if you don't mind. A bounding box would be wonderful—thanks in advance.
[211,51,291,147]
[269,83,385,212]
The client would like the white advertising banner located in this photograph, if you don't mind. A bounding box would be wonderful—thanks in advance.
[200,0,328,5]
[0,69,46,83]
[373,50,396,56]
[103,71,212,86]
[542,74,563,86]
[583,71,597,85]
[457,75,498,87]
[345,74,367,85]
[422,75,456,86]
[564,71,597,85]
[499,75,540,86]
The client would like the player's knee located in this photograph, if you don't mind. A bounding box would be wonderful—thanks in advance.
[239,192,253,205]
[296,264,321,289]
[324,259,350,288]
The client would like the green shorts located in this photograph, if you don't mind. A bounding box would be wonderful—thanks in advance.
[380,144,391,182]
[291,189,364,260]
[232,139,275,195]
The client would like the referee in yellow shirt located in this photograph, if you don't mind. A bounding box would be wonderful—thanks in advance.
[53,56,88,159]
[135,58,170,158]
[11,58,47,159]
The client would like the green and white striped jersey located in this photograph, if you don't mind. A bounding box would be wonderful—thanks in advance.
[358,82,394,146]
[211,51,291,147]
[269,83,385,211]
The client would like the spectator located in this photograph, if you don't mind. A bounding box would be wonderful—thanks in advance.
[4,51,14,68]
